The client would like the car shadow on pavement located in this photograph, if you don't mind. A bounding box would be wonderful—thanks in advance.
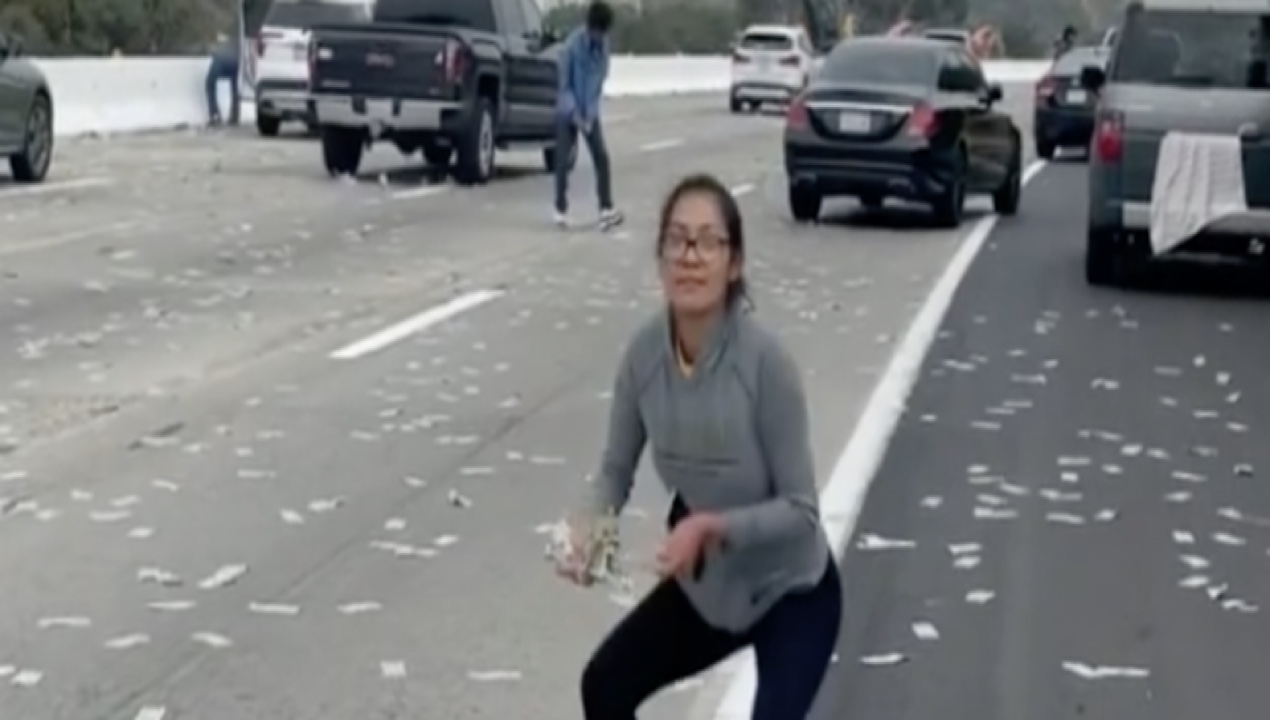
[352,164,542,187]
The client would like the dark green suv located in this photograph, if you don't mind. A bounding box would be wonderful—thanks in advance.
[0,30,53,183]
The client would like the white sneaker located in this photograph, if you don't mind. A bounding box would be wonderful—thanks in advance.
[599,208,624,228]
[553,209,568,227]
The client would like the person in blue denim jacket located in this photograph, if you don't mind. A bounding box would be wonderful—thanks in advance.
[554,1,623,229]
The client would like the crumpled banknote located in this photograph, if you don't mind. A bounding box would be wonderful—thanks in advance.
[544,510,635,600]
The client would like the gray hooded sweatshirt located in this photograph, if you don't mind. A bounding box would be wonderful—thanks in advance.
[590,304,830,632]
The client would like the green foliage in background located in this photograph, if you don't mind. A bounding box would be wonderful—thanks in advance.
[544,3,741,55]
[0,0,1118,58]
[0,0,270,55]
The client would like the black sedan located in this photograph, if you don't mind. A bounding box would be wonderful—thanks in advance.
[784,37,1022,227]
[1033,45,1108,159]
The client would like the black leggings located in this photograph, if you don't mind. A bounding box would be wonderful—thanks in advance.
[580,560,842,719]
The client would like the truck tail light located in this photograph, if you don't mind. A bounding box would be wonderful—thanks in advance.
[439,40,470,83]
[1095,110,1124,162]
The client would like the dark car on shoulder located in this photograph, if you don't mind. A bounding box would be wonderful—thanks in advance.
[784,37,1022,227]
[0,29,54,184]
[1033,45,1109,159]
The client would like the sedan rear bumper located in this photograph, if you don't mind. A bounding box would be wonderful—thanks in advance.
[732,82,800,102]
[1035,106,1094,147]
[785,143,952,200]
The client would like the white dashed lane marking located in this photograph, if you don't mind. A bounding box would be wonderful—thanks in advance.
[329,289,505,360]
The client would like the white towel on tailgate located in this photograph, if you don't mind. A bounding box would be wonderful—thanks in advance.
[1149,132,1248,255]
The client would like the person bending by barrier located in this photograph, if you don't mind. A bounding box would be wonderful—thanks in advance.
[553,1,623,230]
[206,33,241,126]
[556,173,842,720]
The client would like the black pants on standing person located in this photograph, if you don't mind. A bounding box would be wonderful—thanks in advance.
[580,560,842,719]
[554,117,613,215]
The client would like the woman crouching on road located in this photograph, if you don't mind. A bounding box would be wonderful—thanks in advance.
[557,173,842,719]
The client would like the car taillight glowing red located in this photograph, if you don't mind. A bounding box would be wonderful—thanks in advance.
[1095,111,1124,162]
[439,40,469,83]
[906,103,936,137]
[786,95,809,128]
[1035,75,1056,99]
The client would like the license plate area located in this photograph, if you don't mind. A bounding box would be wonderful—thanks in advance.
[837,111,871,134]
[1065,89,1087,104]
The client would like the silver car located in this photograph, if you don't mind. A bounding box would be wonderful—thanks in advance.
[0,30,53,183]
[1082,0,1270,285]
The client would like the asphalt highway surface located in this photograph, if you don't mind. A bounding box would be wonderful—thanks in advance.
[812,161,1270,720]
[13,84,1261,720]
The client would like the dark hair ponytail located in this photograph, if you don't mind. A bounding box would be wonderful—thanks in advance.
[656,173,753,311]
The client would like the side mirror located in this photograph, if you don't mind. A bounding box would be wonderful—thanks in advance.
[1080,66,1106,91]
[985,83,1003,102]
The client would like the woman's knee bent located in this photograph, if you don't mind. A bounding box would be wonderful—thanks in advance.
[580,648,638,720]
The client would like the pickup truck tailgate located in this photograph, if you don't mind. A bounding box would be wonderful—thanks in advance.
[311,25,454,100]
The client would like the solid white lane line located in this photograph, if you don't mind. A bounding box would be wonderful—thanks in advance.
[708,160,1049,720]
[729,183,754,197]
[329,289,504,360]
[640,138,684,152]
[0,176,114,199]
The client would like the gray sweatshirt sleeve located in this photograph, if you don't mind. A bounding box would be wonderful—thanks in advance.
[588,347,647,516]
[720,342,820,549]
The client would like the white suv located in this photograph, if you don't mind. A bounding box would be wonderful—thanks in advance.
[729,25,815,112]
[253,0,372,137]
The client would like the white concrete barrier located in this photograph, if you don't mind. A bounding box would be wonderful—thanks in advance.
[34,55,1050,138]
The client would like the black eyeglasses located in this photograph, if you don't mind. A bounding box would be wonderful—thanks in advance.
[660,232,731,260]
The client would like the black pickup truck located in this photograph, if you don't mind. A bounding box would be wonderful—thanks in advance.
[308,0,573,184]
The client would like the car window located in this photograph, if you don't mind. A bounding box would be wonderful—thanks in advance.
[926,31,966,45]
[264,0,370,28]
[1054,48,1109,75]
[1113,9,1270,89]
[939,51,982,92]
[375,0,496,31]
[821,42,938,87]
[740,32,795,51]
